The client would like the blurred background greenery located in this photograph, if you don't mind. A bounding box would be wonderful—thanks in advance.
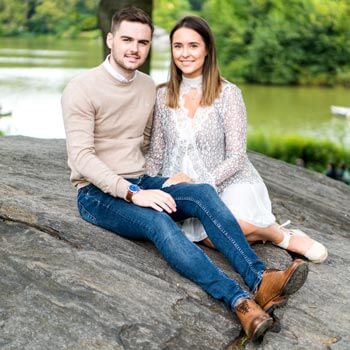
[0,0,349,180]
[1,0,350,86]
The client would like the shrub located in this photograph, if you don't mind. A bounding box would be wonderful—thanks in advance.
[248,131,350,172]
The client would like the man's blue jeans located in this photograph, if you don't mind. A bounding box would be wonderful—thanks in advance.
[77,175,266,309]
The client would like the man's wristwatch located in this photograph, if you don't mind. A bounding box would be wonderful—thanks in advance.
[126,184,140,202]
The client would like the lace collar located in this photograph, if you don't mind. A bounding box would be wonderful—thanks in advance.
[181,75,203,89]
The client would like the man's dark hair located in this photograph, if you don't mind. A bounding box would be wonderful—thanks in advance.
[110,6,154,34]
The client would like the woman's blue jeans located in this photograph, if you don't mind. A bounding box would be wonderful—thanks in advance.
[77,175,266,309]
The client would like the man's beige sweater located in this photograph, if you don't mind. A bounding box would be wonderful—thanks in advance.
[61,64,156,199]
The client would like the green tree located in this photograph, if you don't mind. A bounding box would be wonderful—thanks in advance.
[153,0,191,32]
[0,0,28,35]
[28,0,98,37]
[189,0,204,11]
[203,0,350,86]
[0,0,99,37]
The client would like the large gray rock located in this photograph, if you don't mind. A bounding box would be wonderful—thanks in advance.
[0,136,349,350]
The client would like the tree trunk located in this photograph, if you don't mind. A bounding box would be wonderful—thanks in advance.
[98,0,153,74]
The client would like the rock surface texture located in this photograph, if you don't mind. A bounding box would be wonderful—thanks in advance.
[0,136,349,350]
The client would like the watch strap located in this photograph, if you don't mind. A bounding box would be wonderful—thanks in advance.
[126,189,134,202]
[125,184,140,203]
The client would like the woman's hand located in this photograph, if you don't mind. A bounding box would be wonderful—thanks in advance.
[163,172,193,187]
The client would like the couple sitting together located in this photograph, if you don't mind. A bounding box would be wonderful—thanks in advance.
[62,7,328,341]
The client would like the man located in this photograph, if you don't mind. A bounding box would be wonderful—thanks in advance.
[62,7,308,341]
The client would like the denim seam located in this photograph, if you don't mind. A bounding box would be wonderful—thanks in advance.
[252,273,263,294]
[202,248,252,308]
[175,195,262,278]
[203,248,235,280]
[78,201,98,224]
[165,237,238,300]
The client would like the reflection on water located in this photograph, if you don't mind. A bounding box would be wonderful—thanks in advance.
[0,48,81,56]
[241,84,350,147]
[0,65,168,138]
[0,37,349,146]
[0,67,85,138]
[0,57,68,65]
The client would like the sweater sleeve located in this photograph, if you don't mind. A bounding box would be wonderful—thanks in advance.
[141,108,154,155]
[211,84,247,186]
[61,81,131,199]
[145,88,165,176]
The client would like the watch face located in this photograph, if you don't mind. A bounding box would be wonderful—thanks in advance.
[129,184,140,193]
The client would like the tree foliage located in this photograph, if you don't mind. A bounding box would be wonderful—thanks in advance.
[248,131,350,173]
[1,0,350,85]
[0,0,99,37]
[153,0,192,32]
[0,0,192,37]
[203,0,350,85]
[0,1,28,35]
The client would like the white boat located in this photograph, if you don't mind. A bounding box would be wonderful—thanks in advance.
[330,105,350,118]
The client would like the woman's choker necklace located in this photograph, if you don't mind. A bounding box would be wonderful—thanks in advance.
[181,75,203,89]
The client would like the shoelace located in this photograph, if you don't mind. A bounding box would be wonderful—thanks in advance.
[279,220,291,229]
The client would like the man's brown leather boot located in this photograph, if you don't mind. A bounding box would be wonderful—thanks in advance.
[235,299,273,341]
[255,259,309,312]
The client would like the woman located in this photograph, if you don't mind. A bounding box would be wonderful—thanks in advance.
[146,16,327,263]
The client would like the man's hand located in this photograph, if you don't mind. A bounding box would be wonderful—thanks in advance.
[131,189,177,213]
[163,172,193,187]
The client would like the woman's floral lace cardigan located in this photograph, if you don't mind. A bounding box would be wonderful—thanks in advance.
[145,77,263,193]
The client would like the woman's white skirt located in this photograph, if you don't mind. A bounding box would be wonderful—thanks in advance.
[180,182,276,242]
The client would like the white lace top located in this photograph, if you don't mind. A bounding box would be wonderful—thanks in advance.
[145,76,263,193]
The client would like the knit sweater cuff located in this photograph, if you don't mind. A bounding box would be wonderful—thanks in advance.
[116,178,132,200]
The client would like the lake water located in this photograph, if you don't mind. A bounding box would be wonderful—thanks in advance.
[0,36,349,147]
